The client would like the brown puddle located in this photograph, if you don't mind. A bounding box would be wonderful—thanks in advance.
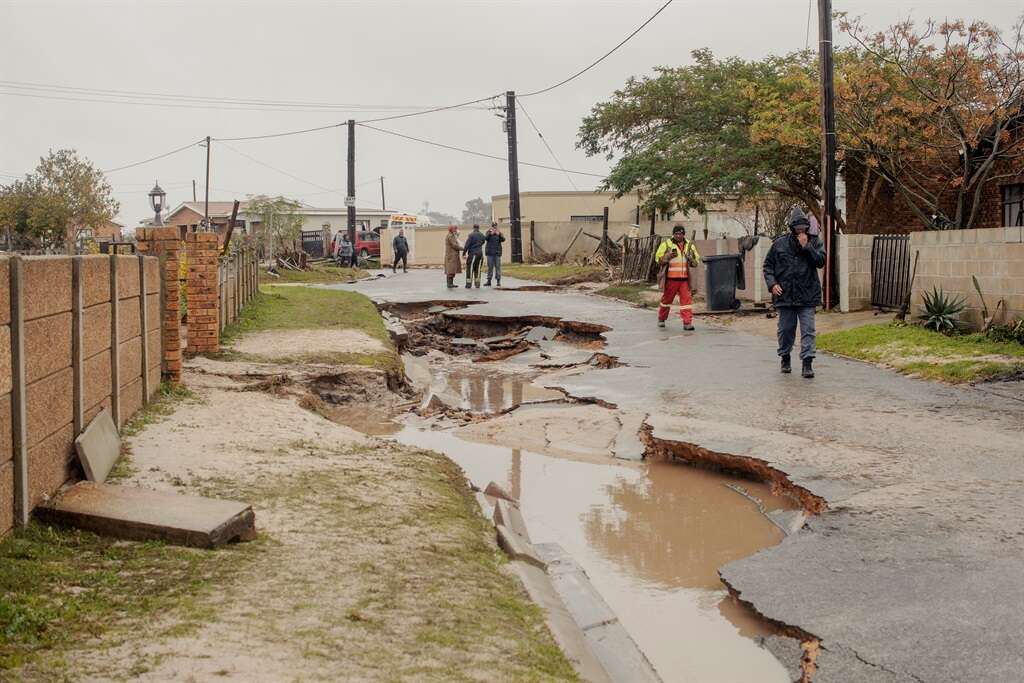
[395,424,795,683]
[320,405,403,436]
[422,365,563,414]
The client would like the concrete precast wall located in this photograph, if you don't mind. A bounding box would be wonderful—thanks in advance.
[0,254,162,538]
[837,226,1024,323]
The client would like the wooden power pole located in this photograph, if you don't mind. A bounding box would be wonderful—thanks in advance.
[818,0,837,309]
[505,91,523,263]
[347,120,356,255]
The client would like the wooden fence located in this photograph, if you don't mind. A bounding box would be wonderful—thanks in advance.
[218,246,259,333]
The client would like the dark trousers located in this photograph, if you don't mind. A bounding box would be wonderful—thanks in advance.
[777,306,816,360]
[486,255,501,283]
[393,252,407,272]
[466,253,483,285]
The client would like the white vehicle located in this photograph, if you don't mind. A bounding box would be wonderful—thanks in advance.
[387,213,431,229]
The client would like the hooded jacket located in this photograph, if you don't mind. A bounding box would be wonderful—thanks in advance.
[483,230,505,256]
[763,232,826,307]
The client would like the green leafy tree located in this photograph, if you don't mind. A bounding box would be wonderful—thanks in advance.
[577,49,821,221]
[247,195,303,259]
[0,149,118,253]
[460,197,492,224]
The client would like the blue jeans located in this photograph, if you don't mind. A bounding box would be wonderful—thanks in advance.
[486,255,501,282]
[777,306,816,360]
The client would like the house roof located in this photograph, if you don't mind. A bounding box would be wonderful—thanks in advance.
[164,200,392,222]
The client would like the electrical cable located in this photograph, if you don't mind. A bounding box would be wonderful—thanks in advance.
[218,142,340,194]
[103,138,205,174]
[0,81,493,113]
[516,99,579,190]
[519,0,674,97]
[356,123,605,178]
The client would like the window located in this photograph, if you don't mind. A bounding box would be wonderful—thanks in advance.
[1003,184,1024,227]
[570,215,604,222]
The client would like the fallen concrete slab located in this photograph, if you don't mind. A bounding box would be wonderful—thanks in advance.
[37,482,256,549]
[74,408,120,483]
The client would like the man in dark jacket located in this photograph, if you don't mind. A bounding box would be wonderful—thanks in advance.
[483,223,505,287]
[763,207,827,378]
[392,229,409,273]
[462,224,486,288]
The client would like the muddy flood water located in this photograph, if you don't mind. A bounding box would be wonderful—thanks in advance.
[385,366,798,682]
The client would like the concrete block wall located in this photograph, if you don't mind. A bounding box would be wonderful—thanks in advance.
[910,226,1024,327]
[838,234,874,312]
[0,254,162,538]
[185,232,220,354]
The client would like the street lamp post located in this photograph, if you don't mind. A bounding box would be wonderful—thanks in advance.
[149,181,167,227]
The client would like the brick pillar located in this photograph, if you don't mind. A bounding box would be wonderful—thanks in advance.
[185,232,220,354]
[136,227,183,382]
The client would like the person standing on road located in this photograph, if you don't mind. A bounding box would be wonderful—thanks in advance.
[334,233,353,267]
[654,225,701,331]
[763,207,827,378]
[444,225,463,289]
[483,223,505,287]
[462,223,486,289]
[392,228,409,273]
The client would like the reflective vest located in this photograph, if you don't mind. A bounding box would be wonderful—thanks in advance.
[655,239,700,279]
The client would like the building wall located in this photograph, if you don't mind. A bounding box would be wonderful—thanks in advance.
[379,225,532,267]
[0,254,162,538]
[492,191,758,238]
[838,234,874,312]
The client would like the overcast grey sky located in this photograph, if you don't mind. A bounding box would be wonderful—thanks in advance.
[2,0,1022,226]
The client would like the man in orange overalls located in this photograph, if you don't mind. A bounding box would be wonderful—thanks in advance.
[654,225,702,330]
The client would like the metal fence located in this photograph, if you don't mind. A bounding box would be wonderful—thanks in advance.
[300,229,328,259]
[870,234,912,309]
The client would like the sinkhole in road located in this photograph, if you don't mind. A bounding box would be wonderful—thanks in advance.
[392,368,798,682]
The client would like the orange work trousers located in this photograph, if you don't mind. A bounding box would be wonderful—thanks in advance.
[658,278,693,324]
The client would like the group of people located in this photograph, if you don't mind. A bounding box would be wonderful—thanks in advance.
[443,223,506,288]
[653,206,826,378]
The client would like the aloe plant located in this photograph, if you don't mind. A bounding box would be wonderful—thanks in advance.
[918,287,968,333]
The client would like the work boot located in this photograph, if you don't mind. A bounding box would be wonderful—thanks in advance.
[780,354,792,374]
[484,280,492,287]
[446,276,456,289]
[465,281,472,289]
[802,358,815,379]
[657,320,666,328]
[496,279,501,287]
[683,323,695,331]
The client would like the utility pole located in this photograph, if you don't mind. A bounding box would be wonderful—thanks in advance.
[650,210,656,236]
[505,91,523,263]
[192,179,197,202]
[380,176,386,211]
[818,0,837,309]
[347,120,356,259]
[203,136,211,231]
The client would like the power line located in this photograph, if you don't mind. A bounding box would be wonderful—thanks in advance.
[103,139,205,174]
[516,99,579,190]
[356,93,502,124]
[0,80,494,114]
[218,142,339,194]
[356,123,605,178]
[213,121,347,143]
[519,0,674,98]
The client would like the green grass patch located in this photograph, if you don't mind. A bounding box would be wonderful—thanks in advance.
[222,286,390,346]
[819,323,1024,382]
[595,282,658,306]
[502,263,605,284]
[260,264,367,285]
[0,523,253,671]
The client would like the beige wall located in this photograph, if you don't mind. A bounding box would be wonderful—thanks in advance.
[380,225,532,267]
[492,191,760,239]
[910,226,1024,326]
[839,234,874,312]
[0,254,162,538]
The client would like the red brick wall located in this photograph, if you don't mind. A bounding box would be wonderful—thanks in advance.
[135,227,183,382]
[185,233,220,354]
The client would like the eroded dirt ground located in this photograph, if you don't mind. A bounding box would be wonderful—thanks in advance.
[332,269,1024,683]
[21,326,575,682]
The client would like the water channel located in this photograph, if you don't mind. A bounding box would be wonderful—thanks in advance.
[382,363,797,682]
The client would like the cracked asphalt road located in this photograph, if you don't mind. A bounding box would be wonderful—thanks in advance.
[332,269,1024,682]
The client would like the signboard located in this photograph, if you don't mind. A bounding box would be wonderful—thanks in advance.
[344,196,356,207]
